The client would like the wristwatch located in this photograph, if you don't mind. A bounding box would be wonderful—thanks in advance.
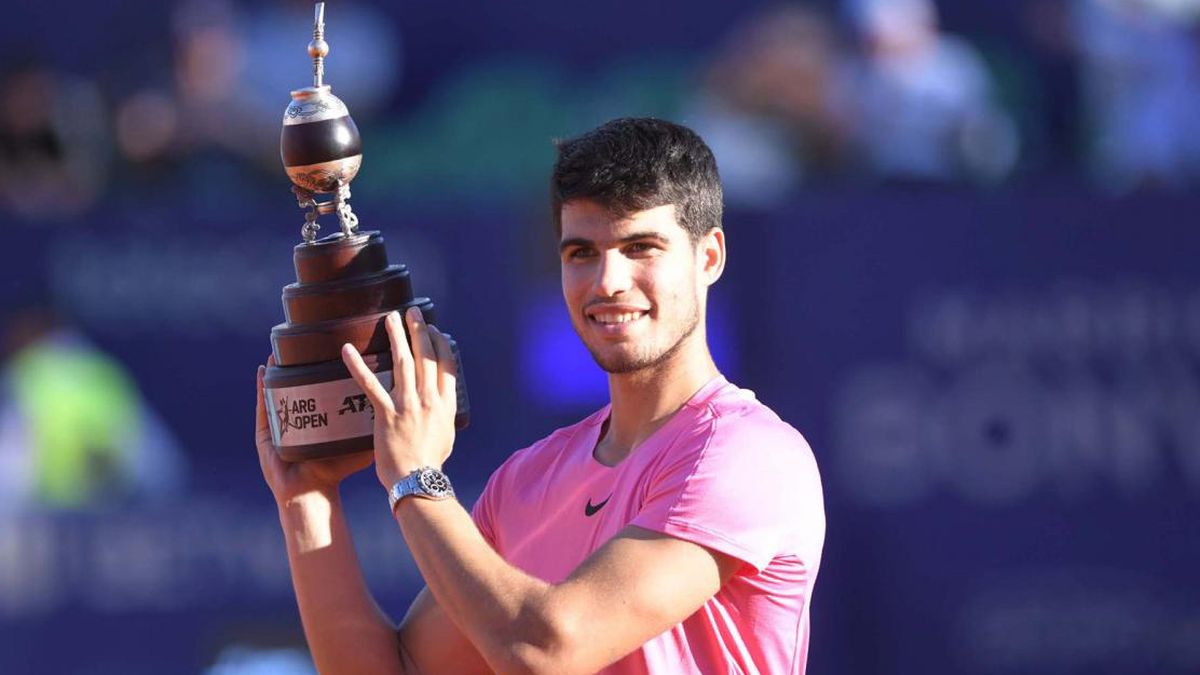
[388,467,455,511]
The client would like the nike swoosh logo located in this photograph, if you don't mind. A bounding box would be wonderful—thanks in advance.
[584,495,612,517]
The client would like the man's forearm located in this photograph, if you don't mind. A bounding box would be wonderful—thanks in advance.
[280,490,406,675]
[394,498,569,674]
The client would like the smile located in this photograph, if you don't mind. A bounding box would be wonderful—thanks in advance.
[588,311,647,325]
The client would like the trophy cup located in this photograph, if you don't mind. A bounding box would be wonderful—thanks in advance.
[263,3,469,461]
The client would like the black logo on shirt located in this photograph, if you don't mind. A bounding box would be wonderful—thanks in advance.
[584,495,612,517]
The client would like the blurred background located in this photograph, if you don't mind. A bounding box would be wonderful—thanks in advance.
[2,0,1197,672]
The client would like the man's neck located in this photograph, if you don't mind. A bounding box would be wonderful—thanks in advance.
[594,340,720,466]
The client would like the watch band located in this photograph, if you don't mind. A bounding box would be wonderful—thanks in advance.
[388,467,455,511]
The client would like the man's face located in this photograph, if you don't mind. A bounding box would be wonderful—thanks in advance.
[559,200,716,374]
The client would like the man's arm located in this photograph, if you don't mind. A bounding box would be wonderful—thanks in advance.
[277,490,405,673]
[280,468,736,675]
[342,310,743,673]
[395,498,740,675]
[278,491,494,675]
[257,363,490,675]
[397,587,494,674]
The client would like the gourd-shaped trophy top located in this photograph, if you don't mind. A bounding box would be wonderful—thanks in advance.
[280,2,363,196]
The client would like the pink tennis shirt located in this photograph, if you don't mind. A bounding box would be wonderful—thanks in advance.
[471,375,825,674]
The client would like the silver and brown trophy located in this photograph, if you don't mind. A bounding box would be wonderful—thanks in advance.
[264,3,469,461]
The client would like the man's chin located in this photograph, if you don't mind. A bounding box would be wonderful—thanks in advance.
[584,324,697,376]
[597,359,649,375]
[587,344,672,375]
[587,346,645,374]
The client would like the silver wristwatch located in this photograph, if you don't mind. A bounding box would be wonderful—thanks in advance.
[388,467,455,511]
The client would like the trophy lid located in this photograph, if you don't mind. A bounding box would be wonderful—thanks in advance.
[283,85,350,126]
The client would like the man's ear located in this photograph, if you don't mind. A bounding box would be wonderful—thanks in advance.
[699,228,726,286]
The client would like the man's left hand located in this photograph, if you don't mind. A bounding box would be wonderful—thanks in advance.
[341,307,458,490]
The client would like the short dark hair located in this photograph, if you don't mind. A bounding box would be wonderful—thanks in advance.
[550,117,723,242]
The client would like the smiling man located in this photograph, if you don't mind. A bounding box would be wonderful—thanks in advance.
[255,118,825,674]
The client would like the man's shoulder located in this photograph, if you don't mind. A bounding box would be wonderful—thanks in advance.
[672,381,819,490]
[701,381,809,450]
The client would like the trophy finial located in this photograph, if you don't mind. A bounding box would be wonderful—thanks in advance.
[281,2,363,243]
[309,3,328,88]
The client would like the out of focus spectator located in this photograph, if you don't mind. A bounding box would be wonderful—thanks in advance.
[687,4,850,206]
[0,60,109,219]
[113,0,400,191]
[1073,0,1200,190]
[113,0,263,192]
[0,300,185,512]
[845,0,1019,183]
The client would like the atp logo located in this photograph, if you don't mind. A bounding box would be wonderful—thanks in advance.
[338,393,375,419]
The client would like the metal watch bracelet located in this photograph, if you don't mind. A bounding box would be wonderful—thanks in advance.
[388,467,455,512]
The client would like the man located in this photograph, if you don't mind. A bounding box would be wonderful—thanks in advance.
[254,118,825,674]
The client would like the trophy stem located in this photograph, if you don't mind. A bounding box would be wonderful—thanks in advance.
[292,182,359,243]
[292,186,321,243]
[310,3,328,89]
[334,181,359,237]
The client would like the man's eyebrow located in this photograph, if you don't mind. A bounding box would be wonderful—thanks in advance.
[558,232,670,253]
[559,237,592,253]
[618,231,671,246]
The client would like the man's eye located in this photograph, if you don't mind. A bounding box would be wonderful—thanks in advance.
[567,248,596,259]
[626,242,657,254]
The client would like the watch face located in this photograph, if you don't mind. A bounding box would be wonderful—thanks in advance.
[417,468,453,497]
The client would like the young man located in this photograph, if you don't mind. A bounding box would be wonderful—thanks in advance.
[254,118,825,674]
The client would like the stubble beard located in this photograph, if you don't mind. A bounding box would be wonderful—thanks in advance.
[582,301,701,375]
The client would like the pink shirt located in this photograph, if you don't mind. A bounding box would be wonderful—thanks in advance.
[472,376,825,674]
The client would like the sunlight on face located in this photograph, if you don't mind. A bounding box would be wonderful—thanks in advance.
[558,201,709,374]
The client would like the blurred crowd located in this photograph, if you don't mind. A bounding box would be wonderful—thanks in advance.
[4,0,1200,226]
[693,0,1200,204]
[2,0,399,224]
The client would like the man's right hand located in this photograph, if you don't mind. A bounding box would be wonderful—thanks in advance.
[255,359,491,675]
[255,359,373,505]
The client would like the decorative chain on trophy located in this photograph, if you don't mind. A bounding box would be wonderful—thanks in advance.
[291,181,356,243]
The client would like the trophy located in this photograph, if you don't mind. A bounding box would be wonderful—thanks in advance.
[263,3,469,462]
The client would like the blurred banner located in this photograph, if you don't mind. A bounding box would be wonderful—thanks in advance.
[0,188,1195,673]
[737,189,1199,675]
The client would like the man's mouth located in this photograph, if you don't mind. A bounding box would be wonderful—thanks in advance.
[588,310,648,325]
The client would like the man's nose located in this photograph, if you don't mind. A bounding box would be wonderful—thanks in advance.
[595,251,632,297]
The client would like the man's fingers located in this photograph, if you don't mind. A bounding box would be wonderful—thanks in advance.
[255,364,278,474]
[430,327,458,403]
[256,365,270,438]
[256,365,265,421]
[386,311,416,407]
[341,342,396,414]
[407,307,439,400]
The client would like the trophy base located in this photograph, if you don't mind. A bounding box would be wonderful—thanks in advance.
[265,229,469,462]
[274,434,374,463]
[264,348,469,463]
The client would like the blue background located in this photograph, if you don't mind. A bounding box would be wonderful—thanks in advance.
[2,0,1197,673]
